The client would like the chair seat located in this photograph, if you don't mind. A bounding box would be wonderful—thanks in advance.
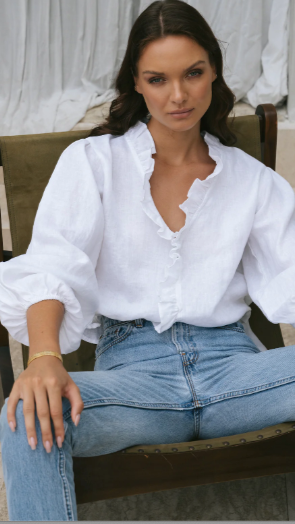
[1,104,290,506]
[73,420,295,505]
[123,420,295,453]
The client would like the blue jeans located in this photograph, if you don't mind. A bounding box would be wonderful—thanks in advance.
[1,316,295,521]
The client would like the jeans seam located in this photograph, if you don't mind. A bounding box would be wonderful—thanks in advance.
[184,363,200,407]
[58,447,75,521]
[172,325,200,408]
[63,399,195,420]
[195,375,295,406]
[194,407,200,439]
[183,354,198,365]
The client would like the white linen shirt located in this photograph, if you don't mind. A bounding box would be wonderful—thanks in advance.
[0,120,295,354]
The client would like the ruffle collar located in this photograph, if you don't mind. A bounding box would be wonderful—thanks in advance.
[126,120,224,241]
[126,120,225,332]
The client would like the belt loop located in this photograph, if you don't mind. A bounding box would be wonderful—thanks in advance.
[134,318,144,328]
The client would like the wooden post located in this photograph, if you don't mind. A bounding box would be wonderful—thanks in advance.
[255,104,278,170]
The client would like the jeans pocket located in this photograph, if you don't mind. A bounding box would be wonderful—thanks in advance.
[95,321,135,360]
[218,321,245,333]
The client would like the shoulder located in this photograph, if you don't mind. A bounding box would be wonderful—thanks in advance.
[208,134,294,205]
[64,130,133,162]
[60,133,114,160]
[203,132,295,208]
[224,138,292,196]
[224,142,292,196]
[204,131,276,192]
[207,132,265,173]
[53,133,122,182]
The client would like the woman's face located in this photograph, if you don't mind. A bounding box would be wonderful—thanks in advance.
[134,35,216,132]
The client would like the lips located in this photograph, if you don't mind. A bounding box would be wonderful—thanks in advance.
[169,108,193,114]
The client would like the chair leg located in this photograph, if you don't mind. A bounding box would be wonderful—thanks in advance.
[0,201,15,408]
[0,323,14,410]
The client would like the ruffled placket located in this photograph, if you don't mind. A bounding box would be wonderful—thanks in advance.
[127,121,224,333]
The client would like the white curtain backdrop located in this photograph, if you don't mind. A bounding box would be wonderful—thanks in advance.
[0,0,290,135]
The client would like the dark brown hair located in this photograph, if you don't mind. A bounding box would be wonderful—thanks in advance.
[89,0,236,145]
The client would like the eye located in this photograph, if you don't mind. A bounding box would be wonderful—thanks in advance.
[148,77,164,84]
[148,69,204,84]
[187,69,203,78]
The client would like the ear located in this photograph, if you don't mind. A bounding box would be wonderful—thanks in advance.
[134,79,143,94]
[131,68,139,92]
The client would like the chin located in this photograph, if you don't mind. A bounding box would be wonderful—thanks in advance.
[166,119,200,132]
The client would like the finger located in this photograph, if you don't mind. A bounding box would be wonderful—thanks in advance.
[34,385,53,453]
[47,385,64,448]
[7,384,20,432]
[22,383,38,450]
[64,382,84,426]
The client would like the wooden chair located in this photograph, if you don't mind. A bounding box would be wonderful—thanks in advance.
[1,104,295,505]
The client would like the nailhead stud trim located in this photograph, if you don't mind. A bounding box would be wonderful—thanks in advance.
[122,423,295,453]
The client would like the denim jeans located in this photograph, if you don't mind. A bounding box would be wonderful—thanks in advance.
[1,315,295,521]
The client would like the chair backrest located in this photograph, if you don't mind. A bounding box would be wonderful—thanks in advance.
[0,113,284,370]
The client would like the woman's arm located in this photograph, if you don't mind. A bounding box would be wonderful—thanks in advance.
[0,138,104,354]
[27,299,65,357]
[0,138,105,451]
[242,165,295,325]
[6,298,84,454]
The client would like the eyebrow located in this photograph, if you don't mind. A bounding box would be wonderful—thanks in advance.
[142,60,206,75]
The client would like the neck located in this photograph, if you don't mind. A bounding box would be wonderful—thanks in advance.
[147,117,206,167]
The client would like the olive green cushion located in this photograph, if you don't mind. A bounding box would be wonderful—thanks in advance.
[0,115,262,371]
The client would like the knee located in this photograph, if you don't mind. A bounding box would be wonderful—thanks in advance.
[0,396,71,453]
[0,398,27,447]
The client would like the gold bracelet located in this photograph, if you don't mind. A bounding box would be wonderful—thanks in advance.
[27,351,63,366]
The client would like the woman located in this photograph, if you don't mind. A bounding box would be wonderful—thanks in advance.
[1,0,295,520]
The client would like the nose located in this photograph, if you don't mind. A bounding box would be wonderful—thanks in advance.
[169,81,188,105]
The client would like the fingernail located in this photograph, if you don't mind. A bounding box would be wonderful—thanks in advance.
[30,437,36,450]
[57,436,63,448]
[45,440,51,453]
[9,422,15,432]
[75,414,80,427]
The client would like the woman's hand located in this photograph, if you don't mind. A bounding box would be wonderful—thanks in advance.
[6,355,84,453]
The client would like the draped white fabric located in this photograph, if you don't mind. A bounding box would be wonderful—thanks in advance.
[244,0,289,107]
[0,0,290,136]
